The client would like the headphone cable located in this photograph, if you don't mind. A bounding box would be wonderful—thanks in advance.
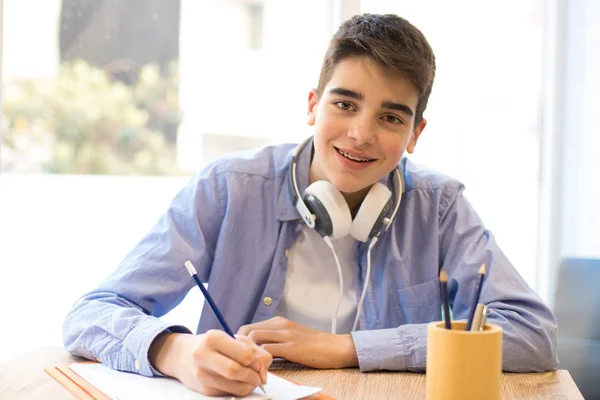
[323,236,344,334]
[352,237,378,332]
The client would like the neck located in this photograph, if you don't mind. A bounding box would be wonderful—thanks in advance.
[309,158,372,213]
[342,187,371,214]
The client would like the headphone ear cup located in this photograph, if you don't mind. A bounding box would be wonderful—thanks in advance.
[303,181,352,239]
[350,182,392,242]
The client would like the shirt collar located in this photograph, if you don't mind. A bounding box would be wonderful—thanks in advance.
[276,138,314,221]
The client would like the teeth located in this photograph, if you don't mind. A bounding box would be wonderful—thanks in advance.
[337,148,372,162]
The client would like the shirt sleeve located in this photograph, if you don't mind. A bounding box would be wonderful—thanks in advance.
[62,168,227,377]
[351,324,428,372]
[352,183,558,373]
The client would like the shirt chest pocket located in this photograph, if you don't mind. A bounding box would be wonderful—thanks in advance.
[395,278,442,323]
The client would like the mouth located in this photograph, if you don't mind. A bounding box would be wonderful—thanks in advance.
[334,147,376,163]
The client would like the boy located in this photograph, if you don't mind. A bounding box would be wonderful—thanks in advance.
[63,13,558,397]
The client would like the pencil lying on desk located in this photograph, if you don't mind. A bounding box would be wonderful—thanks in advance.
[184,261,266,394]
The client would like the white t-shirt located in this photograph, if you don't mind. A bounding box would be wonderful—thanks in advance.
[273,226,358,334]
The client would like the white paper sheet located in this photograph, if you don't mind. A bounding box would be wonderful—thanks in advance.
[68,363,322,400]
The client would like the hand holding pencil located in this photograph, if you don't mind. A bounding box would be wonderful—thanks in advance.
[149,329,272,397]
[148,261,272,397]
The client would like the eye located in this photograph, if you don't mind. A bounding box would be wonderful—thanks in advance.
[334,101,354,111]
[383,114,403,124]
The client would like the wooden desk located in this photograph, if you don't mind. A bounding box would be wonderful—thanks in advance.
[0,347,583,399]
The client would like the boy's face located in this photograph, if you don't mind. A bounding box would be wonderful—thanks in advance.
[307,56,426,194]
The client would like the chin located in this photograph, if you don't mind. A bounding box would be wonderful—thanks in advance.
[328,175,370,194]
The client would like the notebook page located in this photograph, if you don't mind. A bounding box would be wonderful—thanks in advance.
[68,363,322,400]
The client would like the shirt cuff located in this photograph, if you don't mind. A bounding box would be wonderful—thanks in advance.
[104,318,192,377]
[351,324,428,372]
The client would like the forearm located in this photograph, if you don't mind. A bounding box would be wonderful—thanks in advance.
[351,313,557,374]
[149,332,191,377]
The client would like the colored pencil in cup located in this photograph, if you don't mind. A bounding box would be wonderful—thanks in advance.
[440,270,452,329]
[466,264,486,331]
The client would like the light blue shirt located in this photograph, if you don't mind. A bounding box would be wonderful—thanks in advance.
[62,140,558,377]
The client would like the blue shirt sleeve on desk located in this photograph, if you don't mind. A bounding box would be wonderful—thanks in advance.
[62,164,225,376]
[62,145,558,375]
[351,324,429,372]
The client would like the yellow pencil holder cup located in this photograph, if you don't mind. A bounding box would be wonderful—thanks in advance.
[426,321,502,400]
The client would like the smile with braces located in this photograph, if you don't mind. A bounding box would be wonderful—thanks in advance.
[337,148,374,162]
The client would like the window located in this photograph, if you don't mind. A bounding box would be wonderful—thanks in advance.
[0,0,334,362]
[245,1,264,50]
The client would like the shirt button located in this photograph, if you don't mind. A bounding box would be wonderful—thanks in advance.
[134,359,140,371]
[263,297,273,306]
[285,249,290,257]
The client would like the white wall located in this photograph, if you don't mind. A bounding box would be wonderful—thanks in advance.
[0,175,204,362]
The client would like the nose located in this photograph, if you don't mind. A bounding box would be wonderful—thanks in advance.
[347,115,377,147]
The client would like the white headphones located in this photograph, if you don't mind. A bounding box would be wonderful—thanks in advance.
[288,136,403,242]
[287,136,404,333]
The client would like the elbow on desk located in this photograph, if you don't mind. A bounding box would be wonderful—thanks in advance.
[502,320,559,372]
[61,299,101,362]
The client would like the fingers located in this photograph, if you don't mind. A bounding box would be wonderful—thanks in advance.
[249,348,272,385]
[197,369,258,397]
[246,329,290,345]
[238,336,272,386]
[203,330,256,367]
[198,330,272,386]
[237,316,292,335]
[235,334,273,368]
[260,342,290,360]
[255,344,274,370]
[198,350,261,387]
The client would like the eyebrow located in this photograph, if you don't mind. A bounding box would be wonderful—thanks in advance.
[329,87,414,117]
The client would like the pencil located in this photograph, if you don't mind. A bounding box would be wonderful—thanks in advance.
[440,270,451,329]
[470,303,485,331]
[478,305,488,331]
[184,261,266,394]
[466,264,486,331]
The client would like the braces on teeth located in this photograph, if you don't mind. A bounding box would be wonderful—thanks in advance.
[338,148,372,162]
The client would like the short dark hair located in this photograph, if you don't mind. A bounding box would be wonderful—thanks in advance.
[317,14,436,126]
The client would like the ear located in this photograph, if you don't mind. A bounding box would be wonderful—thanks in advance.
[406,118,427,154]
[307,89,319,126]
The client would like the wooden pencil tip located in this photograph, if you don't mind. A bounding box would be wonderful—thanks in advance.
[479,263,486,274]
[440,270,448,282]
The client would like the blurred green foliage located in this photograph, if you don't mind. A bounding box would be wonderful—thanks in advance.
[2,59,182,175]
